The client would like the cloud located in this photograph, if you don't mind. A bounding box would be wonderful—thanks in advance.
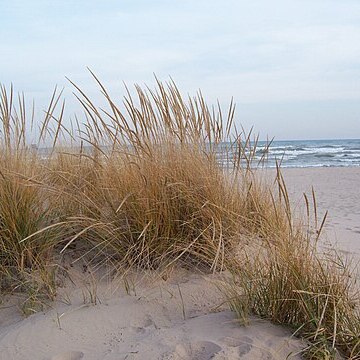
[0,0,359,139]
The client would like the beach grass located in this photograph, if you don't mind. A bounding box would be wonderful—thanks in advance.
[224,170,360,359]
[0,76,359,358]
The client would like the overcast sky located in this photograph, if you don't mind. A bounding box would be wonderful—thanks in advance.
[1,0,359,140]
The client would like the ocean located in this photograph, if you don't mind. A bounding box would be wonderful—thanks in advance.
[254,138,360,168]
[38,138,360,169]
[217,138,360,168]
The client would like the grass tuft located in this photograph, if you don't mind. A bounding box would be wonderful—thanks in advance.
[0,75,358,358]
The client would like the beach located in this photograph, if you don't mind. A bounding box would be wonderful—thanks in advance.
[0,268,305,360]
[2,0,360,355]
[282,167,360,259]
[0,165,358,360]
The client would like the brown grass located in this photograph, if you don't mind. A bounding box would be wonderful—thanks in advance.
[225,170,360,359]
[0,75,358,358]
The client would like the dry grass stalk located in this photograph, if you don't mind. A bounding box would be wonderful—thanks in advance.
[0,76,358,358]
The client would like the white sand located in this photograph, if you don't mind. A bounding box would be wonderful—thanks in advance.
[1,166,359,360]
[0,269,304,360]
[281,167,360,259]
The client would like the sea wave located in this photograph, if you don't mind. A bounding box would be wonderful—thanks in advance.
[217,139,360,168]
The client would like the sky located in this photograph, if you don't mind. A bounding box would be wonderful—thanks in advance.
[0,0,359,140]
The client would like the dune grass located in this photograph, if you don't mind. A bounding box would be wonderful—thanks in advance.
[225,170,360,359]
[0,86,65,312]
[0,76,358,358]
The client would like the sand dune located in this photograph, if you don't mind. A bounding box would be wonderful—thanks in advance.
[0,269,304,360]
[1,167,359,360]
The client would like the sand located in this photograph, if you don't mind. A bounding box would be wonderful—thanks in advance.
[281,167,360,259]
[0,167,358,360]
[0,268,304,360]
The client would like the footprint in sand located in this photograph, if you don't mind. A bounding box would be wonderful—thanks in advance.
[174,341,222,360]
[221,336,253,357]
[221,335,253,348]
[50,351,84,360]
[237,347,273,359]
[237,343,253,357]
[220,336,274,359]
